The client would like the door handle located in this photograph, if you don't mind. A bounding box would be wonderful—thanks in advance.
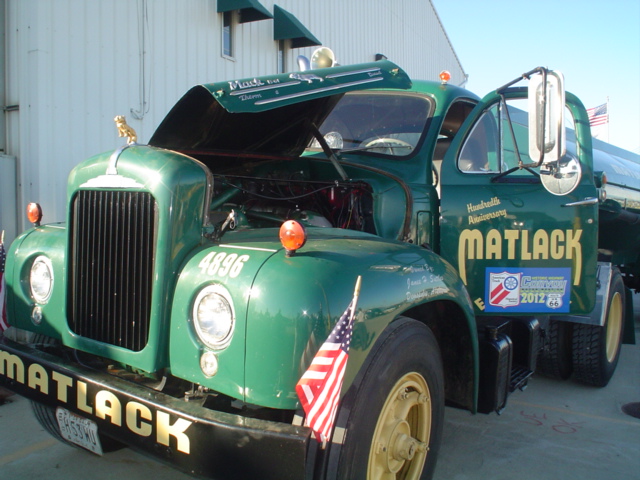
[562,197,598,207]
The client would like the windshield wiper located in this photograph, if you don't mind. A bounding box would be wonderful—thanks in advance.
[310,123,349,181]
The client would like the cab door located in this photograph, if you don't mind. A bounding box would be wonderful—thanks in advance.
[439,88,598,316]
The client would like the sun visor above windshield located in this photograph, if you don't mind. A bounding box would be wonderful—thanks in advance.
[205,60,411,113]
[149,60,411,155]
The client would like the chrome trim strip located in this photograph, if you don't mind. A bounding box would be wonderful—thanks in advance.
[325,67,382,79]
[229,80,301,96]
[219,244,278,252]
[106,144,133,175]
[80,174,144,189]
[254,76,384,106]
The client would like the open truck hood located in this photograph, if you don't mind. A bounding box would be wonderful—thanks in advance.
[149,60,411,157]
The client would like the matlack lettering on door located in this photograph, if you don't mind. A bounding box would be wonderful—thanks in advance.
[457,228,583,285]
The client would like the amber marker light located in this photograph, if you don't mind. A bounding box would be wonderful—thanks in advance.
[439,70,451,84]
[27,202,43,226]
[279,220,307,257]
[600,171,608,187]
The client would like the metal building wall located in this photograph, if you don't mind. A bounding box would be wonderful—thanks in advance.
[1,0,465,243]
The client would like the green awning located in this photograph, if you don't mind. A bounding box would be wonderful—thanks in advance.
[217,0,272,23]
[273,5,321,49]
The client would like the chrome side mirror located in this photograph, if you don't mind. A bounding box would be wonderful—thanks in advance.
[528,70,566,164]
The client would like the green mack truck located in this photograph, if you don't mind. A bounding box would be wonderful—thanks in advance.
[1,58,638,480]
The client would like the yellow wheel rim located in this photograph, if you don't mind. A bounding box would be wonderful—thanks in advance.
[368,372,431,480]
[605,291,623,363]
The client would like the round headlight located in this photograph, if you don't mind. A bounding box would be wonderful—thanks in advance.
[193,285,235,350]
[30,256,54,304]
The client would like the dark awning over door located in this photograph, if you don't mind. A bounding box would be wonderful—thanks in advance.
[273,5,321,48]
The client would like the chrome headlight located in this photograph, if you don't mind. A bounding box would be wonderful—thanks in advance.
[193,284,235,350]
[30,256,54,304]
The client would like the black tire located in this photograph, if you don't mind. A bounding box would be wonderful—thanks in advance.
[537,319,573,380]
[336,318,444,480]
[572,268,626,387]
[28,333,124,453]
[31,402,124,453]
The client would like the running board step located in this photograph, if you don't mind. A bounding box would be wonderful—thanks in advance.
[510,366,533,392]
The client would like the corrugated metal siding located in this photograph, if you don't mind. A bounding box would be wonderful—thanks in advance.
[305,0,465,83]
[4,0,466,239]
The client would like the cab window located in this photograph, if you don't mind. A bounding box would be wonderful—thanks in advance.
[458,98,576,175]
[458,105,500,173]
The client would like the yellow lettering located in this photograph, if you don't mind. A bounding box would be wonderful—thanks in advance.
[126,402,153,437]
[474,298,485,311]
[566,229,582,259]
[28,364,48,394]
[0,351,25,384]
[486,229,502,259]
[458,229,484,284]
[157,411,192,454]
[52,371,72,403]
[504,230,519,259]
[566,229,583,285]
[521,230,532,260]
[457,227,584,286]
[532,230,549,260]
[460,229,484,259]
[77,381,93,414]
[95,390,122,426]
[550,230,565,259]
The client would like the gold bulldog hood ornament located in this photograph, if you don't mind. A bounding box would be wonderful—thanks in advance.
[114,115,138,145]
[80,114,145,186]
[81,115,145,185]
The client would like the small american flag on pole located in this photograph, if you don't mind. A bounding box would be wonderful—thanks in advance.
[0,231,8,332]
[296,276,361,445]
[587,103,608,127]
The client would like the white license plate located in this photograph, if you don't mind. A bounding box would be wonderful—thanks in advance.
[56,407,103,455]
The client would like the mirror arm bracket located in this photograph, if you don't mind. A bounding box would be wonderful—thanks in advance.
[496,66,547,94]
[499,94,527,169]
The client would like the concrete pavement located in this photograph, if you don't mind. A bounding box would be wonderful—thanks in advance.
[0,326,638,480]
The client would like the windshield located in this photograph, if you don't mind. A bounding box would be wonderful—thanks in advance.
[306,91,432,157]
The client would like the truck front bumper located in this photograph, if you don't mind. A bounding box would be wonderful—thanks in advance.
[0,336,315,480]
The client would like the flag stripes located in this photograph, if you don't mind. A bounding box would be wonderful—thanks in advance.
[296,276,361,445]
[587,103,608,127]
[297,345,348,442]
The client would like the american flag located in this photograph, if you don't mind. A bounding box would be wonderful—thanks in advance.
[296,276,361,444]
[587,103,608,127]
[0,231,8,332]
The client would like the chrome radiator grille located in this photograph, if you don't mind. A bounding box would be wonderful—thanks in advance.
[68,190,158,351]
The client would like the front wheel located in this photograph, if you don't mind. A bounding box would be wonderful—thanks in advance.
[335,318,444,480]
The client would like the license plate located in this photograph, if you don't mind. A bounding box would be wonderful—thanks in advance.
[56,407,103,455]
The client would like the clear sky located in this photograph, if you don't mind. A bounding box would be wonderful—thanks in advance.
[431,0,640,154]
